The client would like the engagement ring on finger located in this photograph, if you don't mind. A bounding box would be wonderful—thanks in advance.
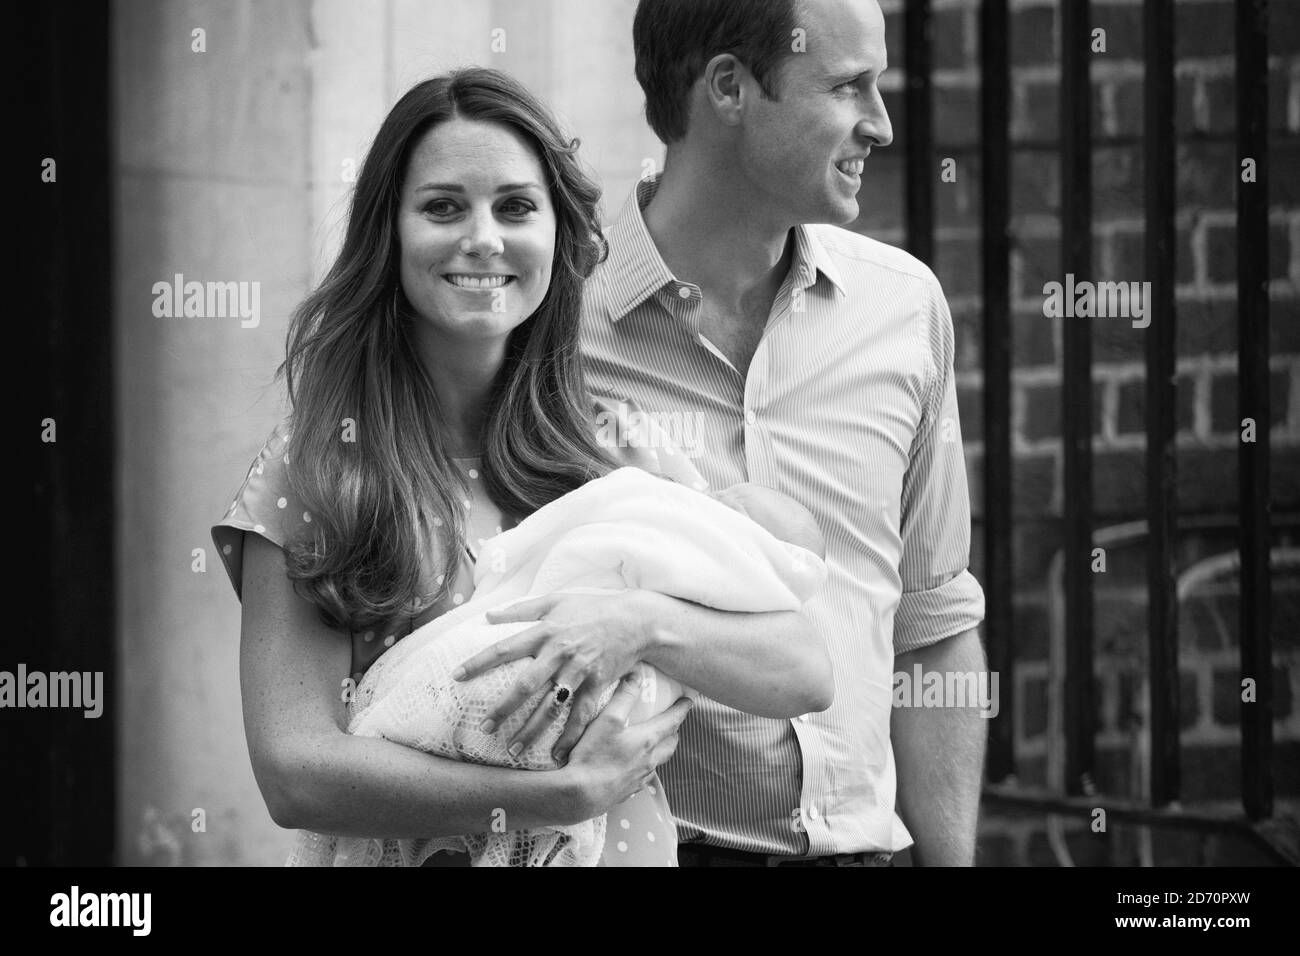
[552,683,573,707]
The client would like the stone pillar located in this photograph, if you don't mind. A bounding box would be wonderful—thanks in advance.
[114,0,313,865]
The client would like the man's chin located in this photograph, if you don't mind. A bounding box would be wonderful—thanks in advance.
[803,183,859,225]
[777,190,858,228]
[817,195,860,227]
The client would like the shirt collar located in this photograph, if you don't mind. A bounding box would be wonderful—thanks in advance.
[789,216,846,298]
[598,175,676,322]
[598,174,846,323]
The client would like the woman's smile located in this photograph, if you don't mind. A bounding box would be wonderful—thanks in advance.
[442,273,517,290]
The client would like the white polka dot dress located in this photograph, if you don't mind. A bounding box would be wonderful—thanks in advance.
[598,774,678,867]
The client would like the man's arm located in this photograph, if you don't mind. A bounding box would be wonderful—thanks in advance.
[891,626,987,865]
[889,272,988,865]
[639,589,835,718]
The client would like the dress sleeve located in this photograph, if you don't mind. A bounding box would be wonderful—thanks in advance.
[590,393,710,492]
[211,421,313,601]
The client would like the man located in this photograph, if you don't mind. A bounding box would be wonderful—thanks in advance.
[579,0,989,865]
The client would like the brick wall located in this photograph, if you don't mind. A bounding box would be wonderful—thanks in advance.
[862,0,1300,866]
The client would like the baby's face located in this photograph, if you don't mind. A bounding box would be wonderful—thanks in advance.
[708,483,826,559]
[709,483,785,519]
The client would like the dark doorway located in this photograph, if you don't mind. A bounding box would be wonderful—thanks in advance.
[17,1,116,866]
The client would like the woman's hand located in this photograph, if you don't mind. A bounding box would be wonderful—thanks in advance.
[560,674,692,818]
[451,590,656,760]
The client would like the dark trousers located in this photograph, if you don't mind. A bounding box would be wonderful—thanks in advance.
[677,844,894,867]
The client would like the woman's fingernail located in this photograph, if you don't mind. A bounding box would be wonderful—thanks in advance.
[508,741,523,757]
[480,718,496,733]
[552,748,568,763]
[451,666,466,680]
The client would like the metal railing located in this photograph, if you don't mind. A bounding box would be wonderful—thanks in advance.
[902,0,1288,863]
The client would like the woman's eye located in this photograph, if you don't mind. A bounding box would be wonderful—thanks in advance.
[500,199,537,217]
[422,199,458,217]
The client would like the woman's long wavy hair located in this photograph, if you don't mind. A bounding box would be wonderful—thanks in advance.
[278,68,617,632]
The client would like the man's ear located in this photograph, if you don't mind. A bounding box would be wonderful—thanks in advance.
[701,52,748,128]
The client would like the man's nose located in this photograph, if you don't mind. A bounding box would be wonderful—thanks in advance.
[459,211,504,258]
[858,98,893,149]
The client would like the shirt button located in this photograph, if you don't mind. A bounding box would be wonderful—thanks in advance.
[807,804,820,821]
[797,713,810,723]
[744,409,757,425]
[677,285,691,298]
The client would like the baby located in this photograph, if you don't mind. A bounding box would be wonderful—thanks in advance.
[708,482,827,560]
[289,468,826,867]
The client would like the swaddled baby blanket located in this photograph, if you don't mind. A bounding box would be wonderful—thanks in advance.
[288,466,827,867]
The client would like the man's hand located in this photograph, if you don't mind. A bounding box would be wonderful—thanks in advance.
[891,627,988,866]
[452,590,656,763]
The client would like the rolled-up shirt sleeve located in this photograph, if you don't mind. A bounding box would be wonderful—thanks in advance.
[894,274,986,654]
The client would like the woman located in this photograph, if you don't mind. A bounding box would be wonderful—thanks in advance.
[212,67,832,866]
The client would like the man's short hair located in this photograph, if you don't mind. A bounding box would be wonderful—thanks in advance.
[633,0,803,144]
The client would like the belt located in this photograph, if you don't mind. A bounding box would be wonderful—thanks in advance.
[678,843,893,867]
